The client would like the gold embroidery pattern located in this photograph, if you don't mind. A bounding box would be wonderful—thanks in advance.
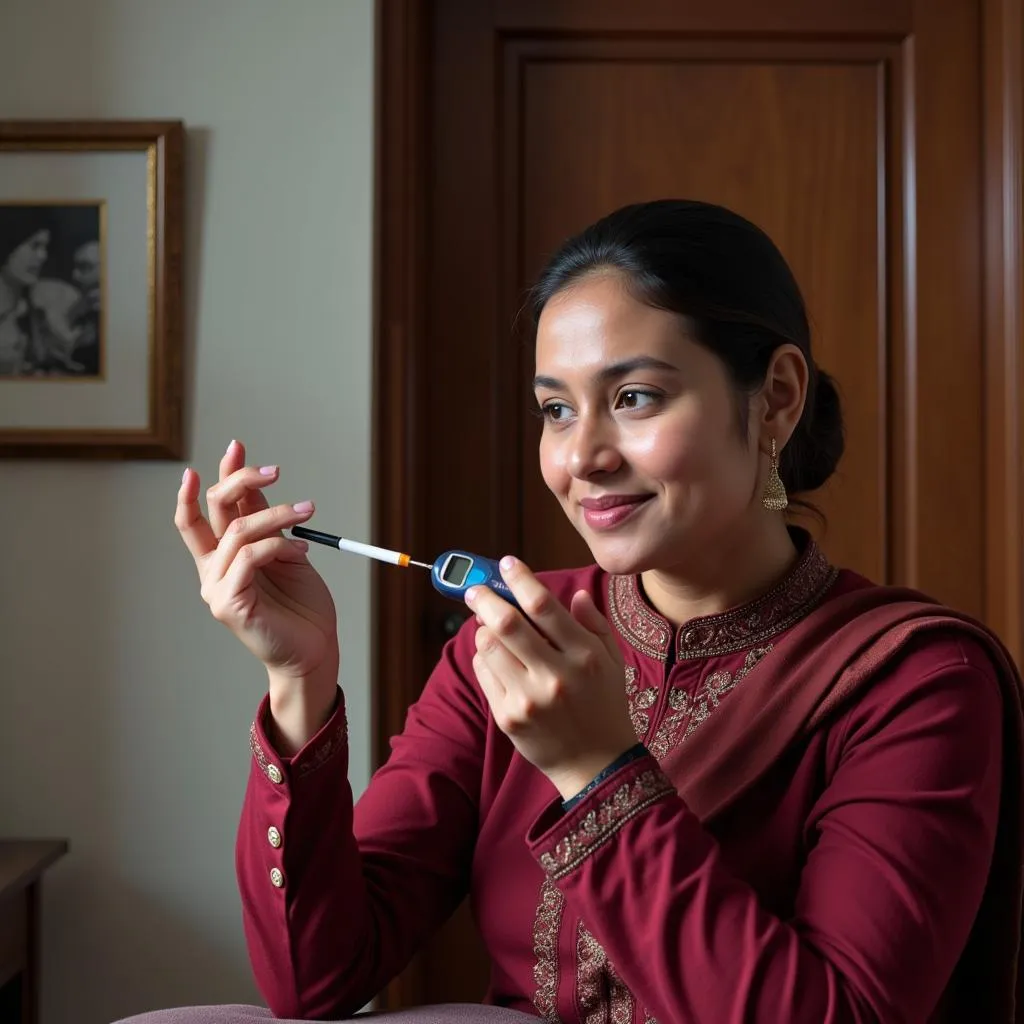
[607,539,837,661]
[677,548,837,659]
[608,575,672,660]
[538,770,674,880]
[532,879,566,1024]
[577,923,634,1024]
[249,711,348,783]
[295,712,348,777]
[249,721,275,781]
[647,646,772,758]
[623,666,655,742]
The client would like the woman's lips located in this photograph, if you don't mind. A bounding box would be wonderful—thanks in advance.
[579,494,653,531]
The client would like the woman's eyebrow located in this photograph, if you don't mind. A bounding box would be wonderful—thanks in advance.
[533,355,679,391]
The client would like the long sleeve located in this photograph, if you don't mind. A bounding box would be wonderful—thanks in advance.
[236,625,489,1019]
[525,636,1004,1024]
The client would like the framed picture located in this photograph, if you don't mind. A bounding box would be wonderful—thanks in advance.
[0,120,184,458]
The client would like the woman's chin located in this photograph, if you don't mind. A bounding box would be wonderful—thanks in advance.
[585,537,659,577]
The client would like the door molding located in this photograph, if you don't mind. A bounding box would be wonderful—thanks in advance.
[372,0,432,1008]
[983,0,1024,663]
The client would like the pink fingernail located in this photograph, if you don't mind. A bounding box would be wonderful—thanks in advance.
[181,466,189,484]
[259,465,278,476]
[293,500,314,514]
[500,555,516,572]
[225,439,237,456]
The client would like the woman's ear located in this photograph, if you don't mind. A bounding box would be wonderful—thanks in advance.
[758,344,808,449]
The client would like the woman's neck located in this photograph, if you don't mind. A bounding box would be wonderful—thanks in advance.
[640,516,800,627]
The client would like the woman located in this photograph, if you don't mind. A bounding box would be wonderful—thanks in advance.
[162,201,1022,1023]
[0,207,53,374]
[0,205,98,376]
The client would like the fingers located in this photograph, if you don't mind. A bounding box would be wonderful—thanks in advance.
[206,464,279,535]
[485,556,580,653]
[176,466,218,562]
[474,624,525,683]
[236,455,277,520]
[467,561,620,692]
[466,584,554,668]
[203,499,316,586]
[206,437,285,538]
[176,439,312,588]
[569,590,619,659]
[209,535,311,620]
[474,624,567,737]
[472,651,506,699]
[472,652,511,730]
[210,439,248,536]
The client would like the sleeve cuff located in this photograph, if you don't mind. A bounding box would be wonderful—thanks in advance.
[527,755,675,882]
[561,742,650,811]
[249,687,348,787]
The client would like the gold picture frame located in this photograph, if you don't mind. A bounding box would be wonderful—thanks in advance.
[0,120,184,458]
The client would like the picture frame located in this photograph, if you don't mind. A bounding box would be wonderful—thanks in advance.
[0,119,184,459]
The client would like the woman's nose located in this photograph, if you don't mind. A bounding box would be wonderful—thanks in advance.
[568,415,621,477]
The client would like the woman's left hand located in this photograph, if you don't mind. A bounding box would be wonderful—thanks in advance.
[467,556,640,800]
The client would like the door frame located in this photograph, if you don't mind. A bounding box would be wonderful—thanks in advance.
[370,0,1024,1007]
[372,0,433,1007]
[981,0,1024,666]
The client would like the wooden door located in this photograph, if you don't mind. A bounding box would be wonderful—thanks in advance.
[374,0,1024,1008]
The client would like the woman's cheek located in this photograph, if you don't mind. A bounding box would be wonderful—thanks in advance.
[624,421,702,482]
[538,434,568,496]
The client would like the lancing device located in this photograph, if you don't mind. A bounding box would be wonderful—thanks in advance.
[290,526,519,609]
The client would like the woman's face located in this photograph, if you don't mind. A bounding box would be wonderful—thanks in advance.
[2,229,50,287]
[534,271,764,577]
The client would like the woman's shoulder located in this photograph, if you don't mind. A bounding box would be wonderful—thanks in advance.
[821,565,1009,689]
[802,572,1010,776]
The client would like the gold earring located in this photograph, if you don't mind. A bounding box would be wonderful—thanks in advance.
[762,438,788,511]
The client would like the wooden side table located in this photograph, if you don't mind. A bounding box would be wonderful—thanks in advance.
[0,840,68,1024]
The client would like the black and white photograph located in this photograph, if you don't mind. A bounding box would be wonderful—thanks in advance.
[0,201,103,379]
[0,119,183,458]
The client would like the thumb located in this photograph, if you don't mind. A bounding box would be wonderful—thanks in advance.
[570,590,618,657]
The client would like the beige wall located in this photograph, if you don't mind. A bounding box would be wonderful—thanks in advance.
[0,2,375,1021]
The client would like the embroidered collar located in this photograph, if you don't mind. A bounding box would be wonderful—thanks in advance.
[606,533,838,661]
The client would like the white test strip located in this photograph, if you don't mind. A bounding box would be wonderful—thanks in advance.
[336,537,409,566]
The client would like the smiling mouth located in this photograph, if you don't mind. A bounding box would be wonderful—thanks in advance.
[578,495,653,530]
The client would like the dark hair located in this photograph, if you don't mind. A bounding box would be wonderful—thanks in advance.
[529,199,844,496]
[0,206,58,267]
[0,204,99,281]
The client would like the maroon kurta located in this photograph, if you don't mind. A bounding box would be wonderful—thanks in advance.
[238,539,1007,1023]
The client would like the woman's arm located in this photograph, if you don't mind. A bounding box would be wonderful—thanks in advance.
[525,636,1003,1024]
[237,624,490,1019]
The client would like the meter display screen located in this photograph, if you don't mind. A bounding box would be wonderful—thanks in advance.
[441,554,473,587]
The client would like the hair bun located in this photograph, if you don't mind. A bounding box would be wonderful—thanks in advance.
[780,369,845,494]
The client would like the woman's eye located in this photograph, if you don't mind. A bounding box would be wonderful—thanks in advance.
[617,389,659,410]
[542,402,571,422]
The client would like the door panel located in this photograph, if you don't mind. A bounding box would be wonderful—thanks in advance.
[374,0,1022,1009]
[512,49,888,581]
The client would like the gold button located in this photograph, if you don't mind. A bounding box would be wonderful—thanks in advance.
[270,867,284,888]
[266,764,282,784]
[267,827,282,848]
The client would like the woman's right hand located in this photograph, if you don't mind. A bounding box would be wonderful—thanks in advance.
[175,439,339,704]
